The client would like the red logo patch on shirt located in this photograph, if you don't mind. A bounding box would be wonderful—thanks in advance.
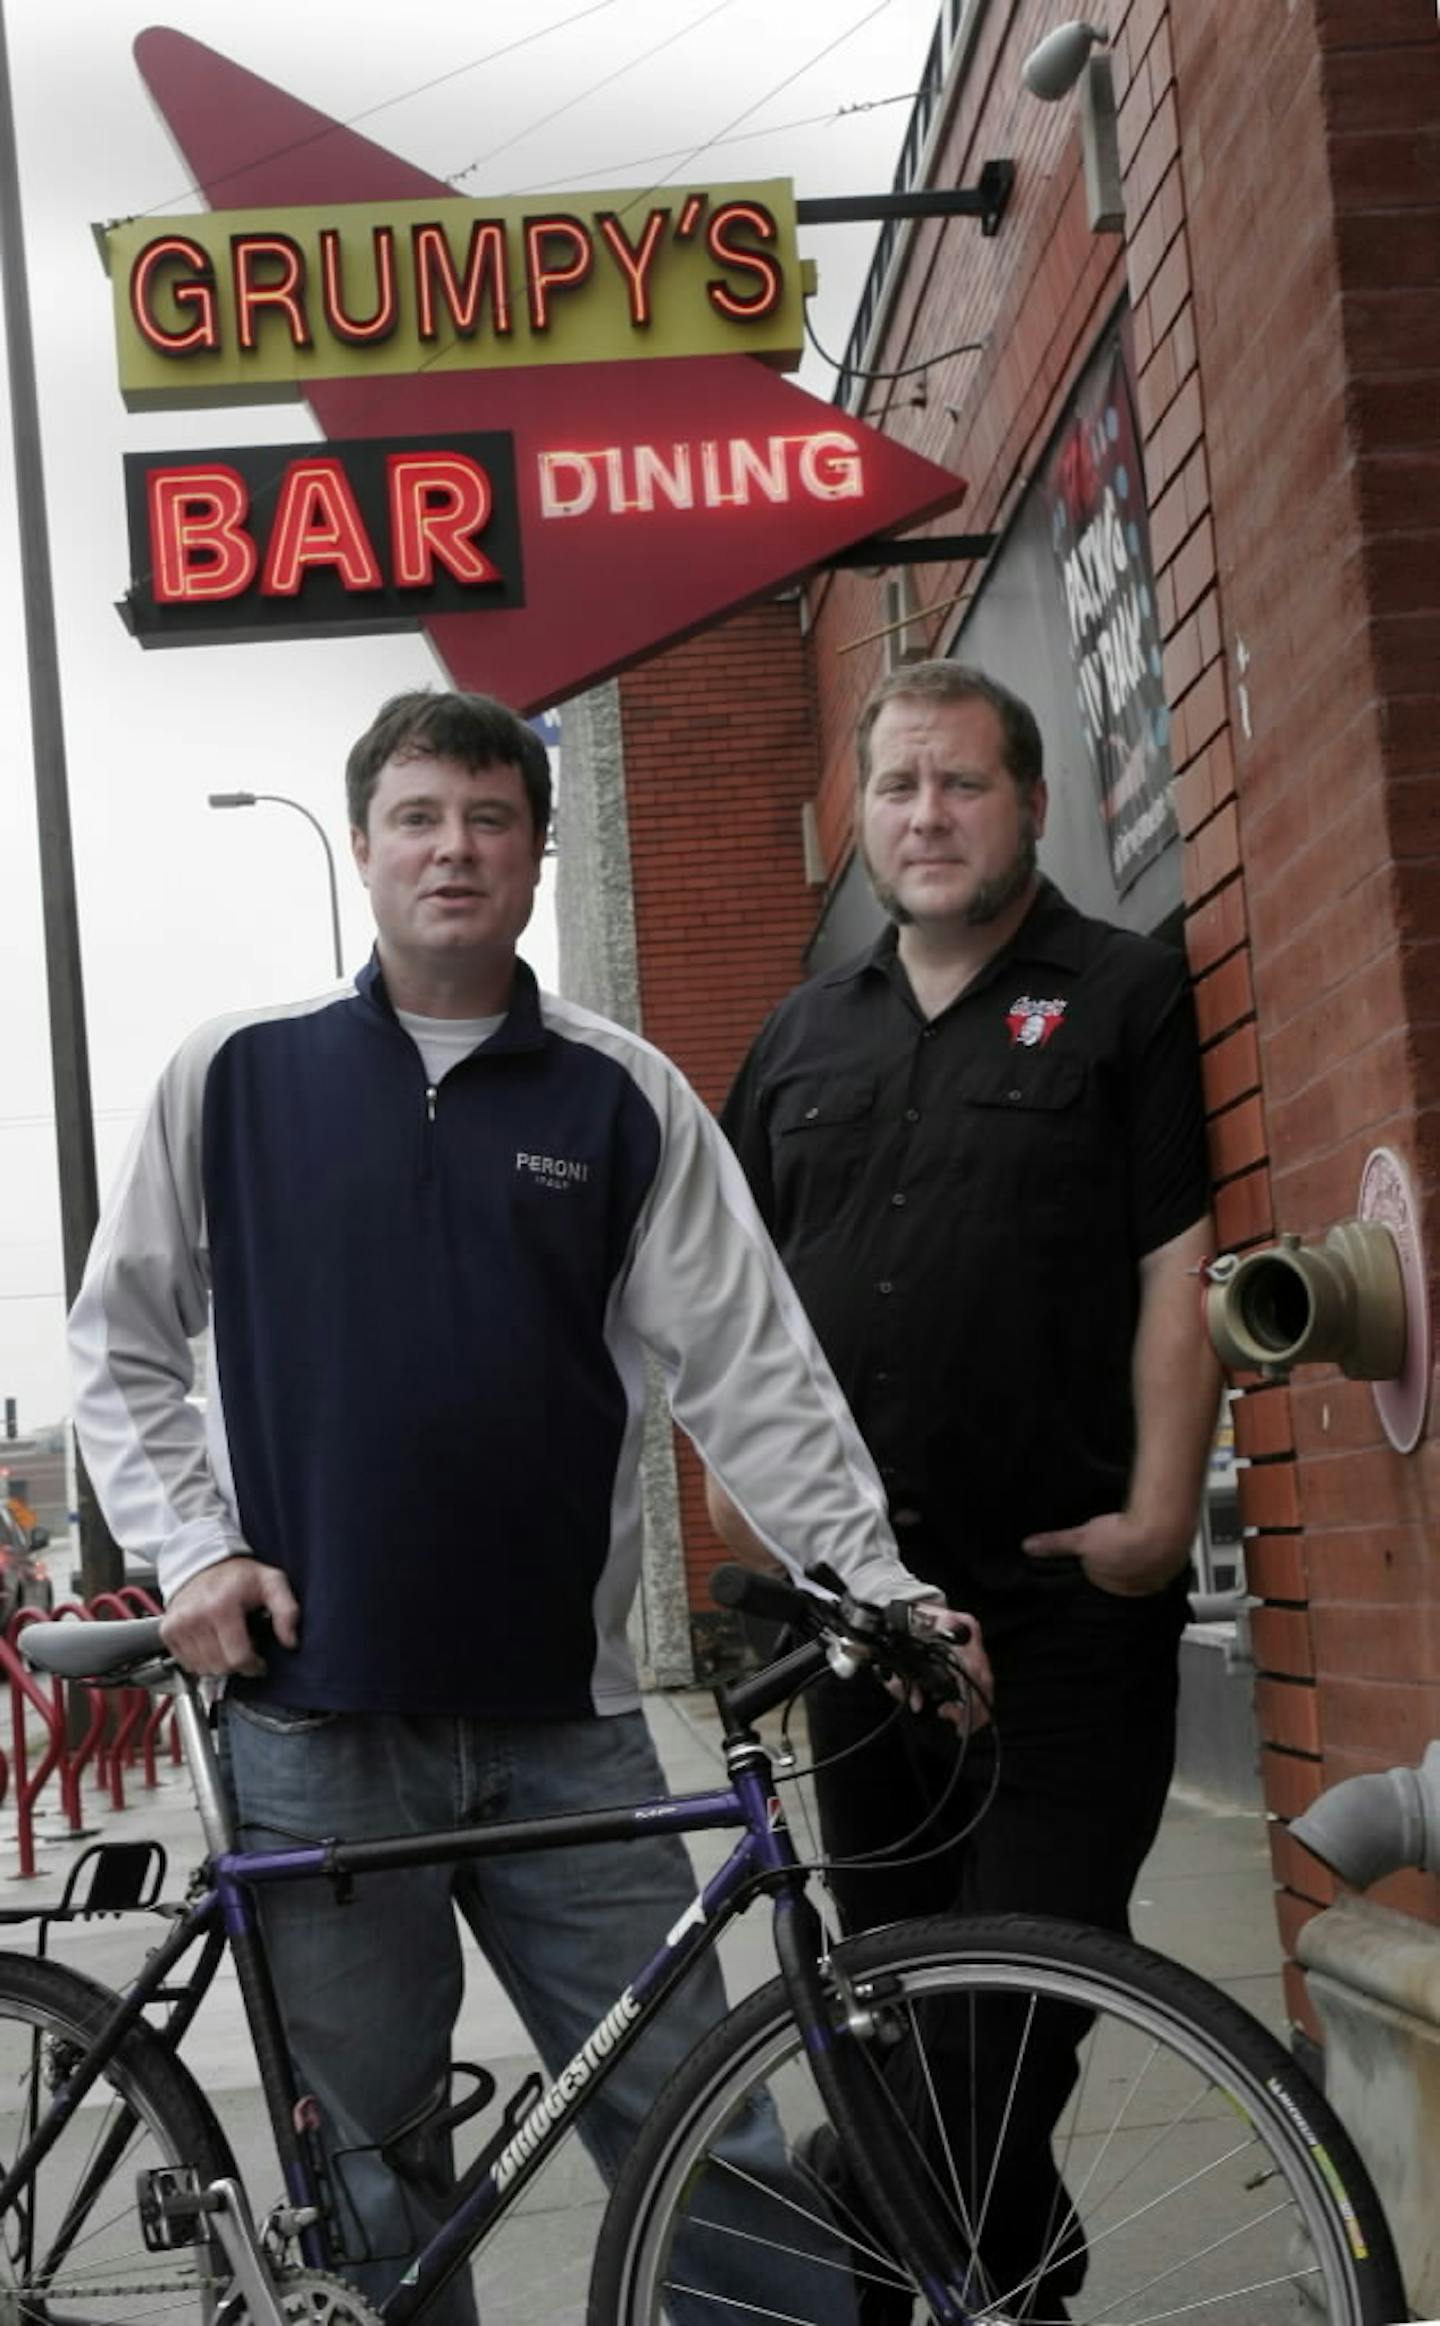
[1006,996,1067,1048]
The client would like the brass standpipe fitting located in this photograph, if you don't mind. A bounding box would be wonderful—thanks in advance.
[1204,1222,1407,1383]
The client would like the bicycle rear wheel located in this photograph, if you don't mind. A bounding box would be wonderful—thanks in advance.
[0,1949,236,2321]
[591,1913,1405,2325]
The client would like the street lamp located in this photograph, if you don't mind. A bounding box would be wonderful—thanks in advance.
[208,791,345,981]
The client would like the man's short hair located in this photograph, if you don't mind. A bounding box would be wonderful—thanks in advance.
[855,661,1044,800]
[346,689,553,841]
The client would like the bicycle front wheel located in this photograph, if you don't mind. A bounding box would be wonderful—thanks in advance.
[591,1913,1404,2326]
[0,1948,237,2321]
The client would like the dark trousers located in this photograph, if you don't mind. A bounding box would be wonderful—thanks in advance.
[808,1581,1186,2310]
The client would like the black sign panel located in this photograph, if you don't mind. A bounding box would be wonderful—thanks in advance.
[122,430,523,647]
[1043,351,1175,896]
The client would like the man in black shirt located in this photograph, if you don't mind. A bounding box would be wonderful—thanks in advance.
[710,659,1220,2315]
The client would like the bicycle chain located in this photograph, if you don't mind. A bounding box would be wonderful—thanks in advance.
[11,2265,383,2320]
[7,2268,224,2301]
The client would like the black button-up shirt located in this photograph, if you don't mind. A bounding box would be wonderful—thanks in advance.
[721,882,1209,1605]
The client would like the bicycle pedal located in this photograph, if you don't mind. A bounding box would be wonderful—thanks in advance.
[137,2163,215,2250]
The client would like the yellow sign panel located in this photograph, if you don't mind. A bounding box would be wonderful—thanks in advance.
[102,184,805,411]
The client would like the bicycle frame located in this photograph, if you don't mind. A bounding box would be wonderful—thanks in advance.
[0,1665,828,2326]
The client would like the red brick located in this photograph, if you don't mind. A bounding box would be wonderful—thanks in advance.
[1245,1533,1308,1601]
[1153,370,1205,497]
[1356,452,1440,536]
[1343,288,1440,375]
[1185,880,1249,976]
[1257,1675,1323,1755]
[1233,1385,1294,1460]
[1251,1605,1315,1680]
[1126,86,1182,226]
[1321,1675,1440,1762]
[1162,610,1204,703]
[1239,1462,1301,1531]
[1248,857,1397,1023]
[1170,516,1217,620]
[1290,1374,1388,1458]
[1174,755,1212,839]
[1193,947,1254,1043]
[1261,1746,1324,1821]
[1267,1025,1411,1164]
[1347,371,1440,456]
[1311,1600,1440,1683]
[1269,1821,1336,1910]
[1147,471,1190,570]
[1213,1165,1274,1250]
[1209,1092,1267,1180]
[1186,799,1242,907]
[1173,659,1229,767]
[1324,42,1440,135]
[1298,1445,1416,1532]
[1201,1021,1260,1114]
[1145,10,1174,101]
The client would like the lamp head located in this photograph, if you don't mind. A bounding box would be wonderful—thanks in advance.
[1022,19,1110,101]
[208,791,257,808]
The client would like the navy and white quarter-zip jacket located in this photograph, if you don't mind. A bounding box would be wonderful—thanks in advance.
[70,957,927,1719]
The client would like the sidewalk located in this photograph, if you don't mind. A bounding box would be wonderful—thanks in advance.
[0,1688,1284,2323]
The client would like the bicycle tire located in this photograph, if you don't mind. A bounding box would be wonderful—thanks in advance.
[590,1912,1406,2325]
[0,1947,238,2321]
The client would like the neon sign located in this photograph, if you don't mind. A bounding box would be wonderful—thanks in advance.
[102,186,806,412]
[536,433,865,518]
[121,432,523,643]
[121,421,878,645]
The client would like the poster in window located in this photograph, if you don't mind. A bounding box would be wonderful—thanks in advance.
[1045,348,1176,894]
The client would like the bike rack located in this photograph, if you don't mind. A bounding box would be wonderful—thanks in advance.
[2,1587,176,1880]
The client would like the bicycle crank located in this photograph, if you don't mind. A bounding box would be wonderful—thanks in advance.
[274,2270,387,2323]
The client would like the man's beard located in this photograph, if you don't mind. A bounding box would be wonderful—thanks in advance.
[867,816,1038,929]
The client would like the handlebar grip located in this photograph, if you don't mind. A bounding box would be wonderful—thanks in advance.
[710,1563,813,1628]
[884,1599,972,1650]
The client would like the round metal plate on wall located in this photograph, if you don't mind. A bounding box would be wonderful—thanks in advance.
[1360,1145,1432,1453]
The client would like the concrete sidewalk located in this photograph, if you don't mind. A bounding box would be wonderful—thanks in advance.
[0,1688,1284,2321]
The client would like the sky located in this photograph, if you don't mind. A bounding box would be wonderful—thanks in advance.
[0,0,950,1426]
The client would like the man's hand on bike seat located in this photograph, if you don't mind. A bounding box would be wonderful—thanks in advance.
[160,1556,301,1678]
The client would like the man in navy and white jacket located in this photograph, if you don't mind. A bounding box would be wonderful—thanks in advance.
[70,688,984,2323]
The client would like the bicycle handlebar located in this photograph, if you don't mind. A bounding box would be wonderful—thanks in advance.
[19,1572,975,1735]
[709,1564,974,1734]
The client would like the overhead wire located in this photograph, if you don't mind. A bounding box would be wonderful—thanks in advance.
[804,316,987,382]
[447,0,741,188]
[128,0,630,221]
[611,0,894,218]
[498,92,920,198]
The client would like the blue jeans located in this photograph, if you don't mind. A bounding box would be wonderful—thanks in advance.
[222,1701,853,2323]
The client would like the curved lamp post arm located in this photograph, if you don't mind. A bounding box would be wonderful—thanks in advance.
[208,790,345,980]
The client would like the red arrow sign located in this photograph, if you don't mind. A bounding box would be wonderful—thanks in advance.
[132,30,967,712]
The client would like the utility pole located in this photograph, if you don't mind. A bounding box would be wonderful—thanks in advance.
[0,0,119,1593]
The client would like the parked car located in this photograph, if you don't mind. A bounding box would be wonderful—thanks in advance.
[0,1503,54,1630]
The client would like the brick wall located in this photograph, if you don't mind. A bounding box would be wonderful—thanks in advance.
[1167,0,1440,2024]
[616,600,822,1618]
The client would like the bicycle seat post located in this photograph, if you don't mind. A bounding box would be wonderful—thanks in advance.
[168,1671,239,1858]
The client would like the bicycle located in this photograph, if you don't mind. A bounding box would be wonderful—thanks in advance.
[0,1567,1405,2325]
